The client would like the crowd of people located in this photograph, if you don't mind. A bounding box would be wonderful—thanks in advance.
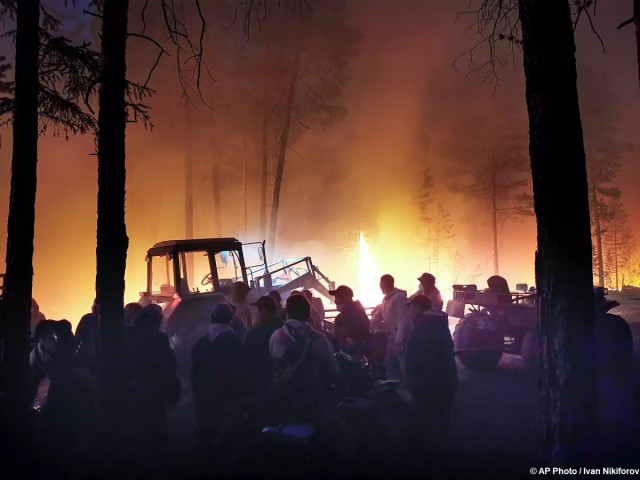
[25,271,459,477]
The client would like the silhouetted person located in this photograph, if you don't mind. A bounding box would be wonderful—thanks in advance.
[191,303,243,454]
[30,319,97,471]
[269,294,339,421]
[229,302,248,345]
[75,298,99,376]
[267,290,287,319]
[231,280,254,328]
[123,301,143,327]
[243,295,284,399]
[405,294,458,464]
[410,272,444,311]
[486,275,510,295]
[329,285,370,356]
[30,297,46,335]
[301,288,324,330]
[121,304,180,460]
[371,274,411,381]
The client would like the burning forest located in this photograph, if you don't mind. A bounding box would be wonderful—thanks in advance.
[0,0,639,478]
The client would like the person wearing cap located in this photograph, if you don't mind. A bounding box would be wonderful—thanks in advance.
[404,294,458,460]
[243,295,285,399]
[410,272,444,311]
[231,280,255,329]
[329,285,370,355]
[267,290,287,319]
[191,303,243,453]
[370,274,411,381]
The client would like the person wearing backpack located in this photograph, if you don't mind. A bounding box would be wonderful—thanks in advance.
[268,294,339,421]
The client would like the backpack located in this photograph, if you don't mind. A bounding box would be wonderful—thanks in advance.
[269,324,323,419]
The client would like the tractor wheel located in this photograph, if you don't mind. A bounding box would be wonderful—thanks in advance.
[453,311,504,371]
[457,349,503,370]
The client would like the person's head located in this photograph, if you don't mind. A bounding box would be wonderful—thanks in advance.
[300,289,314,304]
[124,302,144,327]
[417,273,436,288]
[379,274,395,294]
[211,303,234,324]
[285,294,311,322]
[267,290,283,306]
[134,304,163,331]
[328,285,354,308]
[251,295,278,323]
[487,275,510,294]
[231,281,251,302]
[407,294,432,317]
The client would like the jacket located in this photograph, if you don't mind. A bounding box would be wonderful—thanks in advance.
[371,288,412,344]
[243,315,285,398]
[404,309,458,395]
[269,319,339,388]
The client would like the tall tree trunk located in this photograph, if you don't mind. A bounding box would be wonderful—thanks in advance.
[519,0,598,466]
[1,0,39,451]
[614,222,619,290]
[184,107,194,283]
[243,132,248,237]
[635,0,640,89]
[210,150,222,235]
[588,166,604,286]
[268,50,301,252]
[490,158,499,275]
[96,0,129,426]
[185,107,194,241]
[260,88,269,241]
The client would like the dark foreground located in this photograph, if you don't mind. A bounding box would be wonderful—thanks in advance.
[6,297,640,480]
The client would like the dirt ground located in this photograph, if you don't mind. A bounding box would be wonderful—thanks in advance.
[160,296,640,479]
[442,293,640,479]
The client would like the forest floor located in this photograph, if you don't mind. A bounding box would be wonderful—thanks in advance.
[158,293,640,479]
[442,292,640,479]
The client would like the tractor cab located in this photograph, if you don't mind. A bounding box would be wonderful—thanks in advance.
[141,237,251,307]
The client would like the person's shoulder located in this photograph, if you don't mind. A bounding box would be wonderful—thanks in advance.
[269,324,287,341]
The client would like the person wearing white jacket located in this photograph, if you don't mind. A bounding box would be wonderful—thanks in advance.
[370,274,413,381]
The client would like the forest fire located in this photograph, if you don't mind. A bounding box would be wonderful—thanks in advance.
[0,0,638,478]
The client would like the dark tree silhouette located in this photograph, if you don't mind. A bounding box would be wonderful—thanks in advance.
[457,0,600,465]
[518,0,599,465]
[0,3,99,463]
[95,0,128,411]
[0,0,39,453]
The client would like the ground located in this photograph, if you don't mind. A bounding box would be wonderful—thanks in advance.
[158,293,640,479]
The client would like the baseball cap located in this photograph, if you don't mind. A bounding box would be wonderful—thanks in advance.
[328,285,354,298]
[251,295,278,310]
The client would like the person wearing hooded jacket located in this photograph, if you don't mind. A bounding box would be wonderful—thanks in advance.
[370,274,412,381]
[269,294,339,389]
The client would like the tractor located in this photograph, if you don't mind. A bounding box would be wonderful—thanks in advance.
[447,277,633,372]
[139,237,335,378]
